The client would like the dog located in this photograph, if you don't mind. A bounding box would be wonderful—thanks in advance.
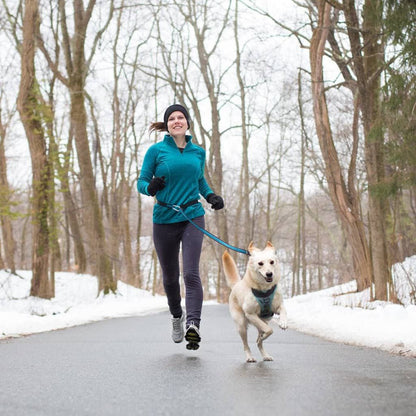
[222,242,288,362]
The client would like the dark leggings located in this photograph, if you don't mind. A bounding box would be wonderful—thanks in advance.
[153,216,204,327]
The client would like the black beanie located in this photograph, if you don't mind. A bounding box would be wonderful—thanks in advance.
[163,104,191,131]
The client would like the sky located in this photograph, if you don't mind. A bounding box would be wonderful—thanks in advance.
[1,255,415,358]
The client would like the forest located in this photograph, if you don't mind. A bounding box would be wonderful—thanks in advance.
[0,0,415,304]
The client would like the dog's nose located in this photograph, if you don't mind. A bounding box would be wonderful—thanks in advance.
[266,272,273,278]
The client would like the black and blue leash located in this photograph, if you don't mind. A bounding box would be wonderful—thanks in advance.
[162,202,250,256]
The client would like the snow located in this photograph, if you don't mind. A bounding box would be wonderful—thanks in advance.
[1,257,415,358]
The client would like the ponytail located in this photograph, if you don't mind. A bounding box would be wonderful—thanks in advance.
[149,121,166,133]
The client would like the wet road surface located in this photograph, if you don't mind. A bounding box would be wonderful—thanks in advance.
[1,304,415,415]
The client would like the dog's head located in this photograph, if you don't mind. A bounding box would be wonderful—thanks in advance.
[247,241,280,285]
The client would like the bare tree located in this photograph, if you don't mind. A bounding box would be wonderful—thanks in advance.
[17,0,53,298]
[309,1,372,292]
[0,97,16,274]
[233,0,251,251]
[240,0,394,300]
[343,0,391,300]
[296,70,307,294]
[37,0,116,293]
[58,129,87,273]
[105,2,153,286]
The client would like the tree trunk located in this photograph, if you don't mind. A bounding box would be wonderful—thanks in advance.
[310,1,372,291]
[362,0,391,300]
[234,1,251,250]
[298,71,307,294]
[59,0,116,294]
[60,146,87,273]
[344,0,391,300]
[17,0,53,298]
[70,82,114,293]
[0,113,16,273]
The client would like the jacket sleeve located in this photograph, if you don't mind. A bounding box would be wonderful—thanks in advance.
[137,145,158,196]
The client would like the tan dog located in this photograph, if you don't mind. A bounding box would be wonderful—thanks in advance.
[222,242,287,362]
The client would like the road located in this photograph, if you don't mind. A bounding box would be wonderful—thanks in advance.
[1,304,415,416]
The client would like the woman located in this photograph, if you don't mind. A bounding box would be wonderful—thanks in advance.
[137,104,224,350]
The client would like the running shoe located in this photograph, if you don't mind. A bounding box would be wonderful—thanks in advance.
[171,314,185,343]
[185,322,201,350]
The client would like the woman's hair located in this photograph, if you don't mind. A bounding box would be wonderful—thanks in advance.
[149,104,191,133]
[149,121,166,133]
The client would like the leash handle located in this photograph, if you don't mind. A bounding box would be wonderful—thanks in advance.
[171,205,250,256]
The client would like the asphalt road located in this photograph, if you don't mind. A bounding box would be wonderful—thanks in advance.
[1,304,415,416]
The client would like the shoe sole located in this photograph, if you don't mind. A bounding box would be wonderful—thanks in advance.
[185,328,201,350]
[186,342,200,350]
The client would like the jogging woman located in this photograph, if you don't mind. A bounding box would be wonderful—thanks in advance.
[137,104,224,350]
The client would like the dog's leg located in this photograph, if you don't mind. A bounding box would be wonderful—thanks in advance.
[236,322,256,363]
[277,304,288,330]
[246,313,273,341]
[245,314,274,361]
[256,328,273,361]
[231,305,257,363]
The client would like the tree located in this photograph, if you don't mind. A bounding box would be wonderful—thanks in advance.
[38,0,116,294]
[104,2,151,286]
[309,1,373,292]
[343,0,391,300]
[296,70,307,294]
[17,0,53,298]
[233,0,251,250]
[383,0,416,262]
[244,0,397,298]
[0,94,16,274]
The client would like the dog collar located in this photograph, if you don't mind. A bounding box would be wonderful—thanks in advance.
[251,285,277,319]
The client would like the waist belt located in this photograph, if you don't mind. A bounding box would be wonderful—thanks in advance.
[157,199,199,210]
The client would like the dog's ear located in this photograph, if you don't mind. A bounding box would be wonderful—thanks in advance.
[248,241,259,254]
[266,241,275,250]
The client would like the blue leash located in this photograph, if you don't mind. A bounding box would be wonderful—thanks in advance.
[170,204,250,256]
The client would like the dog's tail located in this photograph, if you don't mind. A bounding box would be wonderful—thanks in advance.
[222,251,240,288]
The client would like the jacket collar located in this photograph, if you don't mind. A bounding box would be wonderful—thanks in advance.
[164,134,193,149]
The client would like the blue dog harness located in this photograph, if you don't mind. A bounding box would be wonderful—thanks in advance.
[251,285,277,318]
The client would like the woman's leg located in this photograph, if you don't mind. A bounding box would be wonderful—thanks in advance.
[153,222,183,318]
[181,216,204,327]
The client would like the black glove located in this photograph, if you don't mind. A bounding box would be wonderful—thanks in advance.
[206,193,224,210]
[147,176,166,196]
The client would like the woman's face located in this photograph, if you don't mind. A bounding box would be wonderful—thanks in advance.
[167,111,188,136]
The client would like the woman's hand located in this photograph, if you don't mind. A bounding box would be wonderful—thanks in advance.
[206,193,224,210]
[148,176,166,196]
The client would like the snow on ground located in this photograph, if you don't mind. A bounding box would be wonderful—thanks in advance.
[285,281,416,357]
[0,271,168,338]
[0,257,415,357]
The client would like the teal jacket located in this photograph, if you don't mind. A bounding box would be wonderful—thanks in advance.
[137,134,213,224]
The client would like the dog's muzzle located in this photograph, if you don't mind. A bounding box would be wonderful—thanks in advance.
[265,272,273,283]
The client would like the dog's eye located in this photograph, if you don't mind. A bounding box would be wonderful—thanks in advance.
[258,262,264,266]
[270,261,274,265]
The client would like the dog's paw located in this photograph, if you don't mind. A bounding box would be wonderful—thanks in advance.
[278,319,288,330]
[263,355,274,361]
[246,356,257,363]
